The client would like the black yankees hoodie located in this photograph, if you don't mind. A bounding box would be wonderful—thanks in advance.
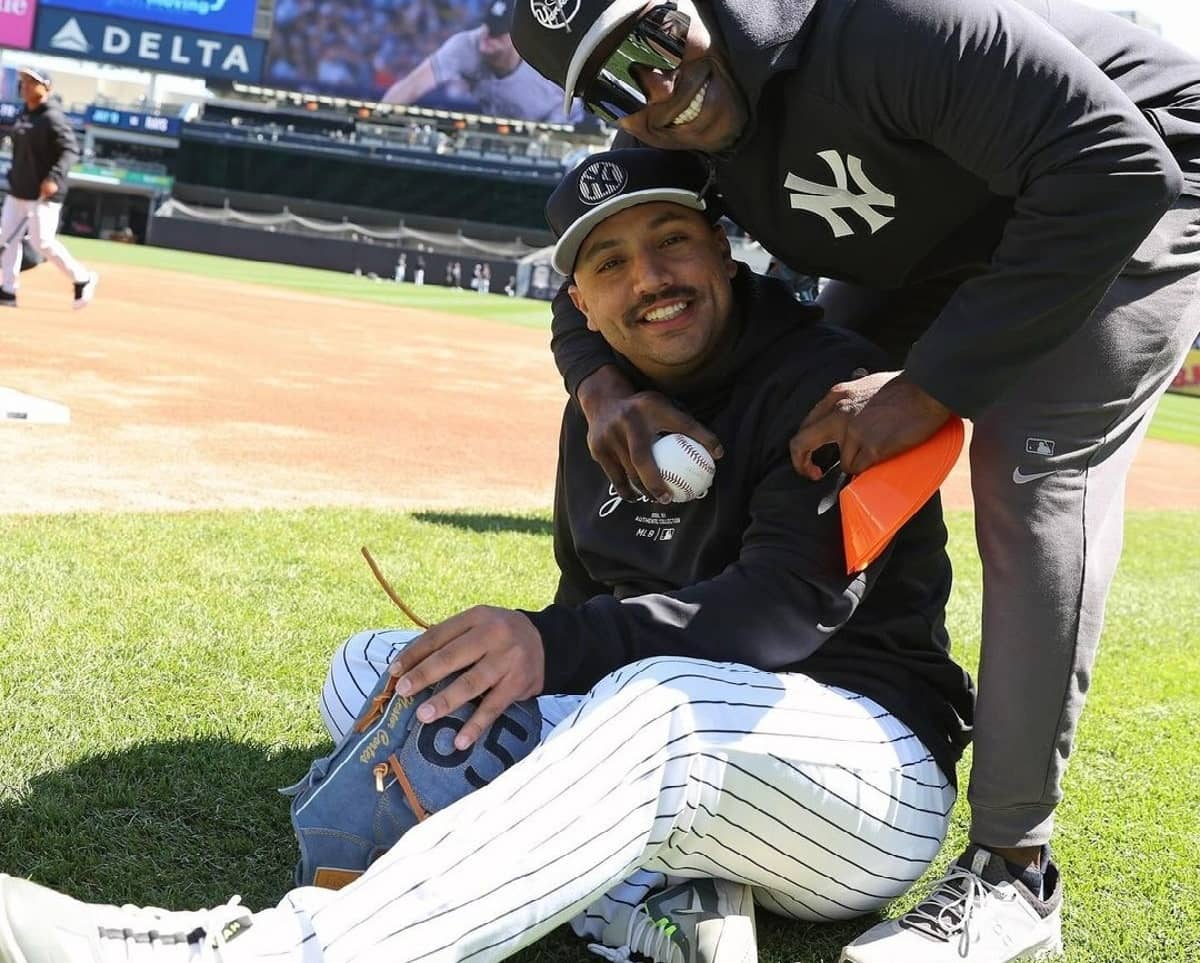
[551,0,1200,417]
[525,269,975,783]
[5,99,79,200]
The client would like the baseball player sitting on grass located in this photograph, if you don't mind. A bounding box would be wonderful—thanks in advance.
[0,149,975,963]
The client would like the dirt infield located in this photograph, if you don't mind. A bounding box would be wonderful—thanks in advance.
[1,261,1197,514]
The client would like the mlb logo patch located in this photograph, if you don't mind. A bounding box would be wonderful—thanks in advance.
[1026,437,1055,456]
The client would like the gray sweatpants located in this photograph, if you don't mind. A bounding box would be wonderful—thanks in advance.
[821,196,1200,848]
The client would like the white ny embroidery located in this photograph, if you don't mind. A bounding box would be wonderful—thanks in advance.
[785,150,895,238]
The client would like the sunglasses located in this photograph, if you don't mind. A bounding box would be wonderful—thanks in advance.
[581,3,691,123]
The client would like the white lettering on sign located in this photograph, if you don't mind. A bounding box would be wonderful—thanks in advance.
[102,24,130,54]
[91,21,253,73]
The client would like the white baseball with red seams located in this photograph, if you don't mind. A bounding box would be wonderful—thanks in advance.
[651,432,716,502]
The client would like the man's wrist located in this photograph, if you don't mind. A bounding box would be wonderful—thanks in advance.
[576,364,632,419]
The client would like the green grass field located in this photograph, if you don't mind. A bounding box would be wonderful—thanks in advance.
[0,509,1197,962]
[1147,391,1200,446]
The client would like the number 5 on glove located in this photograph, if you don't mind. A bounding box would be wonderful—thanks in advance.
[283,668,542,889]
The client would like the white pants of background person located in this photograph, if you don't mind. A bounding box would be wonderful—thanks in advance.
[0,194,90,294]
[263,628,957,962]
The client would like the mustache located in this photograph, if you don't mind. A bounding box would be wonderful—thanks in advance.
[625,287,698,326]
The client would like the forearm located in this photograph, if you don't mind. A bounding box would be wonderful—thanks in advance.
[575,363,634,421]
[550,281,620,395]
[383,59,437,105]
[528,560,865,694]
[906,159,1180,414]
[847,0,1185,414]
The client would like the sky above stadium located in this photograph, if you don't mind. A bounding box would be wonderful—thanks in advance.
[1083,1,1200,55]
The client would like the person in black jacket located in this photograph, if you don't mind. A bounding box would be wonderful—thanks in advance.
[0,149,974,963]
[509,3,1200,958]
[0,66,97,310]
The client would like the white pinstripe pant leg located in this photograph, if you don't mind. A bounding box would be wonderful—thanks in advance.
[319,629,423,741]
[261,655,953,963]
[319,629,573,743]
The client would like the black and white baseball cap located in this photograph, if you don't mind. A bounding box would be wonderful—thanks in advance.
[546,147,717,275]
[512,0,649,113]
[17,65,52,87]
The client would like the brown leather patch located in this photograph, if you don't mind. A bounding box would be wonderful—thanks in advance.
[313,867,363,890]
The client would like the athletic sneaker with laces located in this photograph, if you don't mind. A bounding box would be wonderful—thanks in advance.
[0,874,254,963]
[839,845,1063,963]
[73,273,98,310]
[587,878,757,963]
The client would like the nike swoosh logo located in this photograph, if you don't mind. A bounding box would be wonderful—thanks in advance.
[1012,467,1057,485]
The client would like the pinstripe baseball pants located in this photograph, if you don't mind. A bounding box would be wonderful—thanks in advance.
[246,629,955,963]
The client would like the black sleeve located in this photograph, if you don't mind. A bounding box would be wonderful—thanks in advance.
[549,281,619,396]
[527,355,891,694]
[46,109,79,189]
[842,0,1184,416]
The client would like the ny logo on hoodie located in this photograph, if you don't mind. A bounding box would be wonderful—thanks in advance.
[785,150,895,239]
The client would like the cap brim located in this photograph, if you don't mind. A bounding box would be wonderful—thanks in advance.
[17,68,50,85]
[561,0,645,114]
[553,188,706,275]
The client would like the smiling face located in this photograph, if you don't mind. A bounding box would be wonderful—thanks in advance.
[584,1,749,153]
[568,201,738,386]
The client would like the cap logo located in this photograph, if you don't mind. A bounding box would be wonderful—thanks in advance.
[578,161,628,205]
[530,0,580,31]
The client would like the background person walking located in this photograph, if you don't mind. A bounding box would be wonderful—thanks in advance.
[0,66,98,311]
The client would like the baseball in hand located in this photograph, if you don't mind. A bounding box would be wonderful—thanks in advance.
[651,433,716,502]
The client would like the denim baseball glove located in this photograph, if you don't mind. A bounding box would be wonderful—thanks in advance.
[284,668,542,889]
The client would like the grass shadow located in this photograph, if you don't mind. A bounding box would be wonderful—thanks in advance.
[0,738,323,910]
[413,511,554,537]
[0,737,874,961]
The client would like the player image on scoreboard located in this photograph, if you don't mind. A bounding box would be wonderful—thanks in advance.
[264,0,586,125]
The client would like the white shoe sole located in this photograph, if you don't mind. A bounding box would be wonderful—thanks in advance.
[838,925,1063,963]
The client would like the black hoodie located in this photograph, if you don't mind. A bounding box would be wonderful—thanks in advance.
[6,99,78,201]
[551,0,1200,418]
[526,268,975,783]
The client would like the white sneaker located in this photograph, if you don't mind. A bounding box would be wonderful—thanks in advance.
[839,846,1063,963]
[0,874,254,963]
[73,273,98,310]
[588,878,757,963]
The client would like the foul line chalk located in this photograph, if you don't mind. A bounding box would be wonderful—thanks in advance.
[0,386,71,425]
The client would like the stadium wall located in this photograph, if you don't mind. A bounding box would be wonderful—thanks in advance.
[148,217,520,290]
[171,184,556,247]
